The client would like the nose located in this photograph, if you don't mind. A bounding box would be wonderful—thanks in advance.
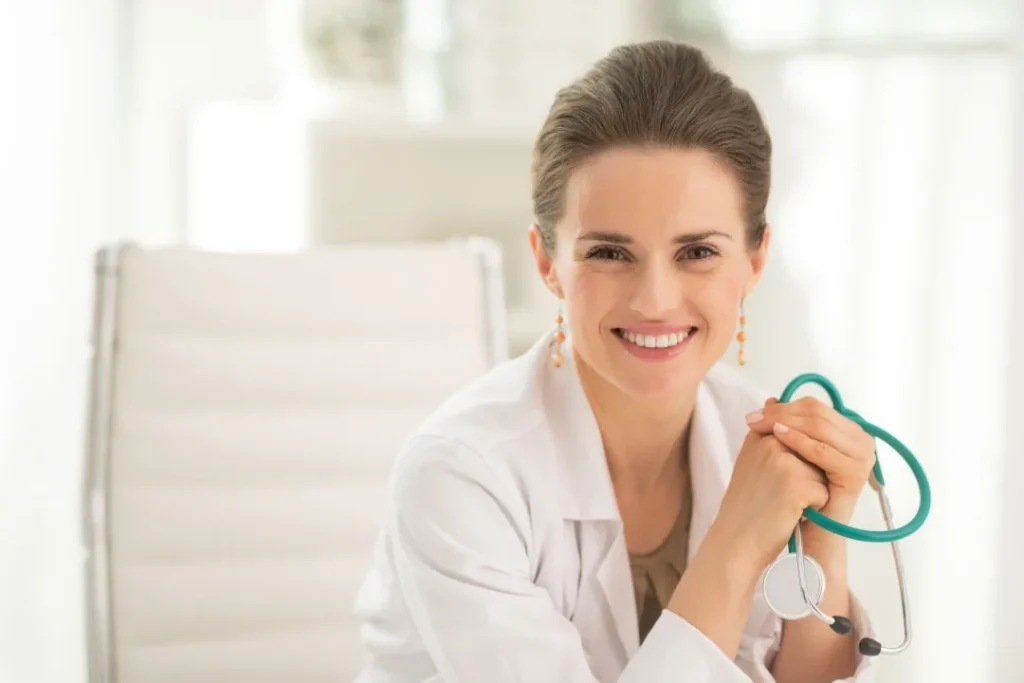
[629,259,681,319]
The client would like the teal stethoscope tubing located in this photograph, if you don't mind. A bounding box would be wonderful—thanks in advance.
[781,373,932,554]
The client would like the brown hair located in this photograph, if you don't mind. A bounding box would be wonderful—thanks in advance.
[531,40,771,251]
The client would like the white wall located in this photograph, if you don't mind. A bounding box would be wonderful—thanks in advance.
[0,1,126,681]
[128,0,279,247]
[996,3,1024,678]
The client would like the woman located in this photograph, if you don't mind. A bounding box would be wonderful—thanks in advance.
[354,41,878,683]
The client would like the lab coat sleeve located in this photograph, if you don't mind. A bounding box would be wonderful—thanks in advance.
[388,436,752,683]
[736,590,878,682]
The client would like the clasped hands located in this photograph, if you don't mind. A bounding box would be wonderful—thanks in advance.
[745,396,876,525]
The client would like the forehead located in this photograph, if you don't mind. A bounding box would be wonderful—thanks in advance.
[564,146,746,238]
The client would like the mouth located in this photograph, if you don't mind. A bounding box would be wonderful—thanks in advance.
[614,327,697,350]
[612,326,697,363]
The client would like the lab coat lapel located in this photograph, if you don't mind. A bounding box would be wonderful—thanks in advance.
[594,528,638,658]
[574,521,636,677]
[543,341,637,675]
[687,380,733,563]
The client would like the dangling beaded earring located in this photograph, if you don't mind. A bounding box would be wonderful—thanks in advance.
[737,298,748,366]
[551,302,566,367]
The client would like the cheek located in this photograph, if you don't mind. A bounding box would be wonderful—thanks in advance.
[565,270,615,326]
[690,271,747,325]
[561,267,628,350]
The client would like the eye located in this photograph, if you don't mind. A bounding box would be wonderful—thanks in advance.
[585,245,631,261]
[679,244,719,261]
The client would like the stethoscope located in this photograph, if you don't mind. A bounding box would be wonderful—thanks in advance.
[759,373,932,657]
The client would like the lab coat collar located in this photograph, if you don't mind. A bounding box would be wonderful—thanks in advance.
[540,333,735,665]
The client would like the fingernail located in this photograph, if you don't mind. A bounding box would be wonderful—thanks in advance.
[745,410,764,424]
[773,422,790,434]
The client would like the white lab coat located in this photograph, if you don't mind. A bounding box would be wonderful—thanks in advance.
[353,332,877,682]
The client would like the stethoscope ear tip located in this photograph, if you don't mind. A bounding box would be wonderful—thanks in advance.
[830,616,852,635]
[859,638,882,657]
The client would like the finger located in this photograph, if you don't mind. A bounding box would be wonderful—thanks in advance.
[761,396,855,435]
[793,397,875,452]
[779,415,865,461]
[776,445,829,509]
[803,480,830,511]
[766,435,826,484]
[772,422,855,476]
[751,401,870,463]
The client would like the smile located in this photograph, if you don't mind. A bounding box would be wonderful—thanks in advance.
[615,328,695,349]
[612,326,697,363]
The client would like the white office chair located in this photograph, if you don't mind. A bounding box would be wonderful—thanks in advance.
[82,240,508,683]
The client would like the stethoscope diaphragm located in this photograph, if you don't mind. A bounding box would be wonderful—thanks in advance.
[761,552,826,620]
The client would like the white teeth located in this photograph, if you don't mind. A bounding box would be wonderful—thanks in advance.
[620,329,692,349]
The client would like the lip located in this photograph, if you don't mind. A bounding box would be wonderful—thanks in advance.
[615,323,697,335]
[613,326,696,363]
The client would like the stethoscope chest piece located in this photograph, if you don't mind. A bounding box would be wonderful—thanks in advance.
[761,552,826,620]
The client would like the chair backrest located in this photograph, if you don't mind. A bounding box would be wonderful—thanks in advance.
[82,240,507,683]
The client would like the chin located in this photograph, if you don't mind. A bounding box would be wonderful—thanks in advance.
[612,364,699,401]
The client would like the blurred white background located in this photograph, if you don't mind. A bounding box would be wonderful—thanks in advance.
[1,0,1021,681]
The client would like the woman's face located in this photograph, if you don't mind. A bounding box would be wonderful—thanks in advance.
[530,146,769,399]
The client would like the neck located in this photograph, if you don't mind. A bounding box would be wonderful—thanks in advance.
[575,350,698,496]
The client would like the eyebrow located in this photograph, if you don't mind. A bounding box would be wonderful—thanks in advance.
[577,230,734,244]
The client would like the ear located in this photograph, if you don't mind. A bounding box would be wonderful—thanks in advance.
[528,224,564,298]
[744,223,771,297]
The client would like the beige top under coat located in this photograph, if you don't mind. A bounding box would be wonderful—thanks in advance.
[629,479,694,643]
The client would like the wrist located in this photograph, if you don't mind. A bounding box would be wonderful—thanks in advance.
[800,520,848,583]
[805,498,855,557]
[818,495,858,526]
[701,520,771,582]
